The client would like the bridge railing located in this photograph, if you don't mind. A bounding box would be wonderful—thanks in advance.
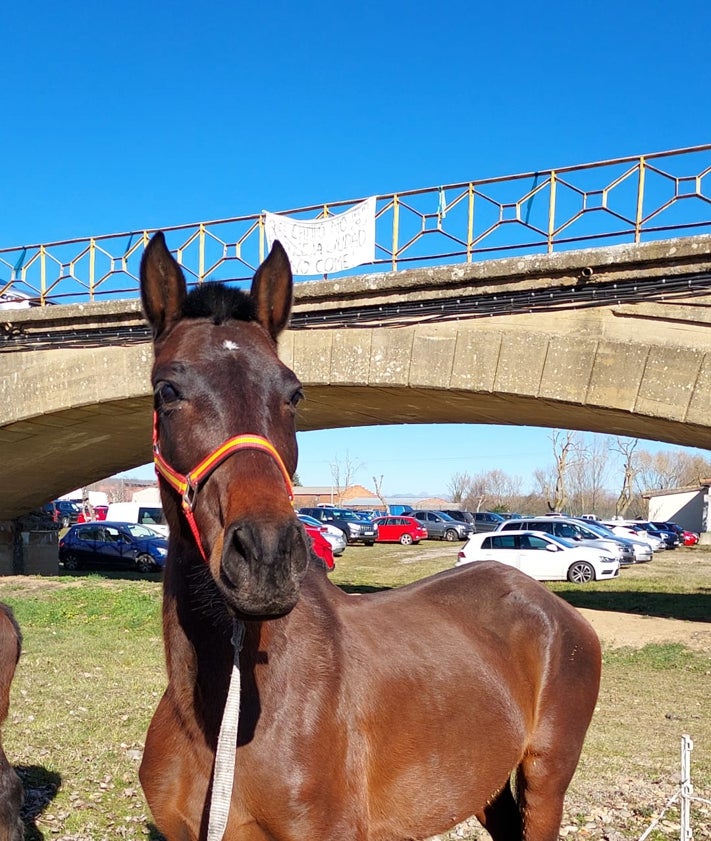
[2,144,711,307]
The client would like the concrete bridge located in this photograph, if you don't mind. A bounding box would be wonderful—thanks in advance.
[2,234,711,520]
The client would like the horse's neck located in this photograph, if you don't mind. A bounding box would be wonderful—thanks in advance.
[160,551,340,739]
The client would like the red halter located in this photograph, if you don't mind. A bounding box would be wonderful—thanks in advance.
[152,413,294,563]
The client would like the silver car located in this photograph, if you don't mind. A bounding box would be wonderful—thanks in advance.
[496,516,631,565]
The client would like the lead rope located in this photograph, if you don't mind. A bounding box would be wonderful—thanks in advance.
[206,619,246,841]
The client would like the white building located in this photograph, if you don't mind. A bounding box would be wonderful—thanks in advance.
[643,479,711,541]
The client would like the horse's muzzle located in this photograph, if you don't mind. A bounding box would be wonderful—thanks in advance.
[219,517,310,616]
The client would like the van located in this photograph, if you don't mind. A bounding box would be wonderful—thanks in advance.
[105,503,168,537]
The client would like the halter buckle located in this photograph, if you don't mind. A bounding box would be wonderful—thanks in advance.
[182,478,199,512]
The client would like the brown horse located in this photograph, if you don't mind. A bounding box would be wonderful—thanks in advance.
[0,603,22,841]
[139,231,601,841]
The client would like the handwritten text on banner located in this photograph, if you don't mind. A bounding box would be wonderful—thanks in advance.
[264,197,376,276]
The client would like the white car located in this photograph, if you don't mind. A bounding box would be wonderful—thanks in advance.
[601,521,664,552]
[455,530,620,584]
[298,514,347,556]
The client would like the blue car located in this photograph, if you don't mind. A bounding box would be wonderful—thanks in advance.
[59,521,168,573]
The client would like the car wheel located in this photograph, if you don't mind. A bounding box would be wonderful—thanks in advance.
[568,561,595,584]
[443,529,458,542]
[61,515,71,528]
[63,553,80,571]
[399,533,414,545]
[136,554,155,574]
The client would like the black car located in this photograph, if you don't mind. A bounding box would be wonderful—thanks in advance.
[42,499,82,527]
[298,507,377,545]
[58,521,168,573]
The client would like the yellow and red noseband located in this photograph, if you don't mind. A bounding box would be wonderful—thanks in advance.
[152,412,294,563]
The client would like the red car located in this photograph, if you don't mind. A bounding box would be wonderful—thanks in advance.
[303,524,335,569]
[373,516,428,546]
[681,530,699,546]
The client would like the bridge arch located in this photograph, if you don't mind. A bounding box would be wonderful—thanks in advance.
[2,314,710,520]
[2,236,711,519]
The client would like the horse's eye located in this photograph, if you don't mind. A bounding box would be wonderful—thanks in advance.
[289,388,304,409]
[155,382,181,408]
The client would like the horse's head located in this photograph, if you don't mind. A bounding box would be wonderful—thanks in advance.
[140,232,310,617]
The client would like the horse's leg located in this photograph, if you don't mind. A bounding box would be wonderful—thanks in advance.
[515,749,574,841]
[0,751,23,841]
[475,779,522,841]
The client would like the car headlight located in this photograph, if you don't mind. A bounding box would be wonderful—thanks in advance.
[155,547,168,557]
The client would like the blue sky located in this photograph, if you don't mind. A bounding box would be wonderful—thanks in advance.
[3,0,710,496]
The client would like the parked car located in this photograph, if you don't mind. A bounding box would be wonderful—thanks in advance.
[601,521,665,552]
[573,518,653,564]
[42,499,82,527]
[636,520,679,549]
[456,530,620,584]
[300,523,335,570]
[496,516,630,565]
[297,514,347,556]
[298,507,377,545]
[412,511,473,541]
[372,516,428,545]
[471,511,506,532]
[602,521,666,551]
[657,522,700,546]
[439,510,475,525]
[58,521,168,573]
[681,529,700,546]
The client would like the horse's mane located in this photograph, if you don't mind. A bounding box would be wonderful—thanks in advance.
[183,282,256,324]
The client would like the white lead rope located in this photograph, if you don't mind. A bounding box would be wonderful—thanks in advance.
[207,620,245,841]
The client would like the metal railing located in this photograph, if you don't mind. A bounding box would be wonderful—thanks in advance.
[2,144,711,307]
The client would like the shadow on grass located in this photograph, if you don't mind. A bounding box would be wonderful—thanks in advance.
[16,765,61,841]
[553,588,711,623]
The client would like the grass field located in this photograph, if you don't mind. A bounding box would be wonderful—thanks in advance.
[1,541,709,840]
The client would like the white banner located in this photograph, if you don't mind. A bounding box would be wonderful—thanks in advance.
[265,197,376,276]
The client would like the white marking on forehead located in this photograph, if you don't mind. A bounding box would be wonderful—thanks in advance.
[222,340,240,351]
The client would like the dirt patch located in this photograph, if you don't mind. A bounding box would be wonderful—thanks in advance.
[579,607,711,653]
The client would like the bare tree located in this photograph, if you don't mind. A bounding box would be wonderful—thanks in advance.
[447,472,472,504]
[612,437,639,517]
[547,430,582,512]
[372,474,388,510]
[330,451,363,499]
[567,434,612,515]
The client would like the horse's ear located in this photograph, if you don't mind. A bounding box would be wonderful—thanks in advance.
[140,232,187,338]
[250,240,293,341]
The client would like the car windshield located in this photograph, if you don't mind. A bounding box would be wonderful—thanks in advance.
[126,524,162,539]
[298,515,321,527]
[580,521,615,538]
